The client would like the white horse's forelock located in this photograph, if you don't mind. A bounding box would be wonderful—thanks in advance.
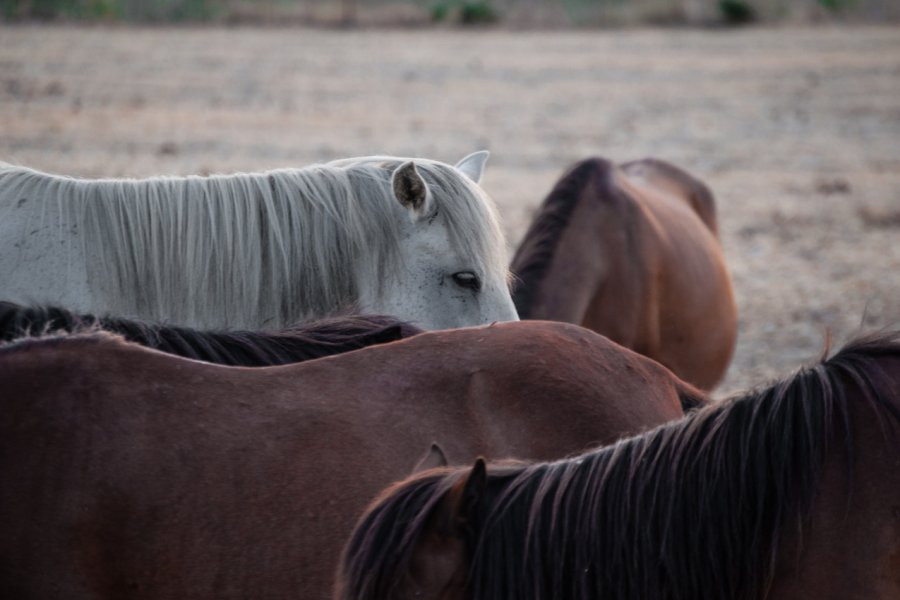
[0,158,507,329]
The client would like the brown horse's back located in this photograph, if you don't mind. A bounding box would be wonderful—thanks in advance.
[512,156,737,391]
[612,164,737,390]
[0,322,694,600]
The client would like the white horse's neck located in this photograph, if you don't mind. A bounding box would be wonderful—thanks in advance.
[0,165,404,329]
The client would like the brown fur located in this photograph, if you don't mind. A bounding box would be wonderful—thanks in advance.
[511,157,737,390]
[0,320,701,600]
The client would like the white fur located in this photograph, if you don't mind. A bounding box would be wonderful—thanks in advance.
[0,154,518,330]
[455,150,490,184]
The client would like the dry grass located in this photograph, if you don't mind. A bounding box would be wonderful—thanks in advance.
[1,24,899,397]
[858,205,900,229]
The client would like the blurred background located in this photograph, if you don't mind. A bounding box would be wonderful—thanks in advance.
[2,0,899,396]
[3,0,900,25]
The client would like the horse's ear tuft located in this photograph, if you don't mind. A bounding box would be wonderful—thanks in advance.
[456,458,486,526]
[455,151,489,184]
[392,161,432,217]
[412,442,449,474]
[423,458,488,539]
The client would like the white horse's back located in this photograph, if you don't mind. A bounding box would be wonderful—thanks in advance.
[0,155,518,330]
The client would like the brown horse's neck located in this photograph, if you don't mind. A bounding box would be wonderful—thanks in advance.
[510,164,590,320]
[531,196,616,324]
[511,158,633,326]
[579,189,655,350]
[468,341,900,599]
[770,356,900,599]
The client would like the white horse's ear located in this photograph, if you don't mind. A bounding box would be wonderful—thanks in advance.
[455,150,490,184]
[392,161,433,218]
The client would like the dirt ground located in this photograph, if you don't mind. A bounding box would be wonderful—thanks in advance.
[1,24,898,397]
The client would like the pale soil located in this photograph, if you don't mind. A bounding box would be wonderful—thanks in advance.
[1,24,898,397]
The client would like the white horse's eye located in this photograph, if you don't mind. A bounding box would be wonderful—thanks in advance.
[452,271,481,292]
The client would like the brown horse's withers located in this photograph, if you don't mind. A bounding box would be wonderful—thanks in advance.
[0,320,702,600]
[511,157,737,390]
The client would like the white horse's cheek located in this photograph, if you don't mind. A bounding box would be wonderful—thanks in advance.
[486,283,520,322]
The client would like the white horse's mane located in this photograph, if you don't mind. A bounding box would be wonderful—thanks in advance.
[0,158,506,329]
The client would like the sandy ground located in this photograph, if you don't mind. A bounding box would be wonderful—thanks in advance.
[1,24,898,397]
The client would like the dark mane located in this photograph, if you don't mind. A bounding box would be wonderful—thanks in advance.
[509,157,621,318]
[0,302,421,366]
[341,331,900,600]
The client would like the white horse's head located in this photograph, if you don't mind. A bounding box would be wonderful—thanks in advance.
[340,152,519,330]
[0,154,518,331]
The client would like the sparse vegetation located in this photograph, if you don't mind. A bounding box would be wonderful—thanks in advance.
[817,0,852,11]
[429,0,498,25]
[0,0,895,24]
[2,0,215,21]
[3,0,118,20]
[459,1,497,24]
[719,0,756,25]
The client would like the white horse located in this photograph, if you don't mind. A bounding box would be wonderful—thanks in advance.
[0,152,518,330]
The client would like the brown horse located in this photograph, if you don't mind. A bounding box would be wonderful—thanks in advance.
[0,320,703,600]
[337,331,900,600]
[0,301,421,366]
[511,157,737,390]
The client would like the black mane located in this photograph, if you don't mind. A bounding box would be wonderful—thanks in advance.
[509,157,621,318]
[341,331,900,600]
[0,302,421,366]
